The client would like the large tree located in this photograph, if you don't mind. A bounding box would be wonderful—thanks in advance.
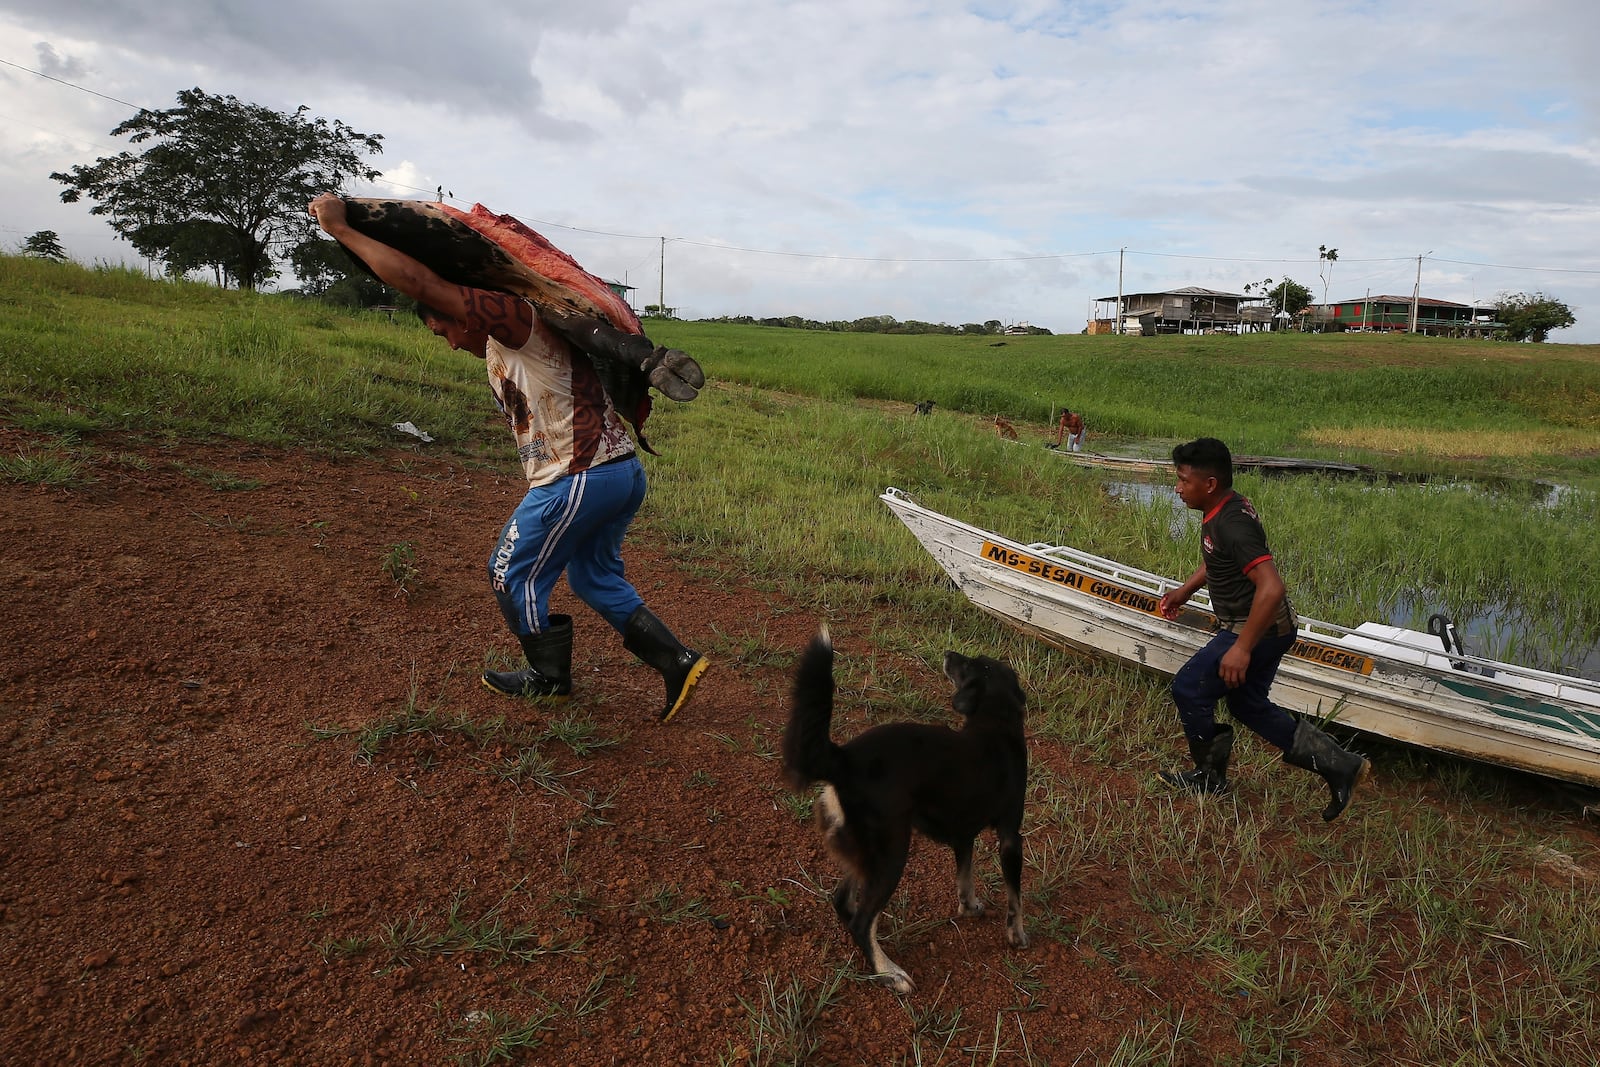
[52,88,382,291]
[1495,291,1576,343]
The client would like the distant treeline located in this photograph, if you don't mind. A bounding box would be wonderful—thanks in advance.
[687,313,1053,336]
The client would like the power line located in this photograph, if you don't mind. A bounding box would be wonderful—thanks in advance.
[508,216,664,242]
[1431,256,1600,276]
[666,238,1115,264]
[1127,249,1415,266]
[0,56,145,110]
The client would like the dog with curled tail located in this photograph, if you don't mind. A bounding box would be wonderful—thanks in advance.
[782,627,1029,994]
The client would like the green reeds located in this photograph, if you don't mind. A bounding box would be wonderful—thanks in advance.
[0,254,482,448]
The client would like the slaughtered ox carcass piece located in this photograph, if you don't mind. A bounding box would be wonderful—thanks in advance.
[334,198,704,452]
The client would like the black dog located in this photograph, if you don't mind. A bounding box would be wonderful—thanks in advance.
[913,399,936,415]
[782,628,1029,993]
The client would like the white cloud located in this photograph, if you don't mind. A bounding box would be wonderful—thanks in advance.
[1,0,1596,339]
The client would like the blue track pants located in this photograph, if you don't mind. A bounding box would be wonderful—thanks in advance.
[488,456,647,636]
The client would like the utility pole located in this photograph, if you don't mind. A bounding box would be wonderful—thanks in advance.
[1116,247,1125,335]
[659,237,666,318]
[1409,251,1430,334]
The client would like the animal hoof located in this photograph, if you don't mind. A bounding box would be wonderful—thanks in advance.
[644,347,704,401]
[1007,927,1031,950]
[877,968,915,995]
[959,900,987,918]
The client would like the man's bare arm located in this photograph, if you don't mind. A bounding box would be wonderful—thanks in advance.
[308,194,465,316]
[308,194,532,348]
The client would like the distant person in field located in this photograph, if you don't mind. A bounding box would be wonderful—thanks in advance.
[1062,409,1085,452]
[307,194,708,723]
[1156,437,1369,820]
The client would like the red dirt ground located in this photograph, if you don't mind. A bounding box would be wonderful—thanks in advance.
[2,434,1593,1065]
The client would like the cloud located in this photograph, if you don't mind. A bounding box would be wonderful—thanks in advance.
[1,0,1597,339]
[33,40,84,80]
[0,0,628,135]
[1244,147,1600,208]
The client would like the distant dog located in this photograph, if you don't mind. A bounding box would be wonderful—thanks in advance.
[782,628,1029,993]
[914,399,936,416]
[993,416,1018,440]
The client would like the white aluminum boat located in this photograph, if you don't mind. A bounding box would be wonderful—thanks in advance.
[882,487,1600,788]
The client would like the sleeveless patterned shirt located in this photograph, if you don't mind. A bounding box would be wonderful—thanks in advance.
[484,306,636,487]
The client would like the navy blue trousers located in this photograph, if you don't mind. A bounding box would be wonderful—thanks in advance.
[1170,629,1298,752]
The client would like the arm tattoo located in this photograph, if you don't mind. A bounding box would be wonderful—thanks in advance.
[459,287,532,346]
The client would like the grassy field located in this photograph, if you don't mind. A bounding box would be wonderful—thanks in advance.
[3,252,1597,662]
[647,320,1600,482]
[5,254,1600,1064]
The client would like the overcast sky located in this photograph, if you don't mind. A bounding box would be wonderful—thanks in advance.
[4,0,1599,340]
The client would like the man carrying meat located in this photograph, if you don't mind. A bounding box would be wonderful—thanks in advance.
[309,194,707,723]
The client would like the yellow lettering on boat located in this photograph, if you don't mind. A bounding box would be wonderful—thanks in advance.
[1290,639,1375,676]
[981,541,1165,612]
[980,542,1379,675]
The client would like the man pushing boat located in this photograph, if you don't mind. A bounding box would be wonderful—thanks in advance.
[1157,437,1369,820]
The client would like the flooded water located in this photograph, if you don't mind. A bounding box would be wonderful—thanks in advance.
[1106,479,1193,538]
[1388,593,1600,682]
[1361,476,1576,509]
[1102,479,1600,681]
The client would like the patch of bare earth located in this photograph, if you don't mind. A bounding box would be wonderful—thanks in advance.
[1,434,1590,1065]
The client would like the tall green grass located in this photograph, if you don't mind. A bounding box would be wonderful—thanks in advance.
[650,319,1600,481]
[6,252,1596,478]
[1258,475,1600,668]
[631,383,1600,672]
[0,255,485,447]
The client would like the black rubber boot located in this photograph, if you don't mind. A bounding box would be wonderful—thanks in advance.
[1158,724,1234,795]
[482,615,573,699]
[1283,720,1369,821]
[621,606,708,723]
